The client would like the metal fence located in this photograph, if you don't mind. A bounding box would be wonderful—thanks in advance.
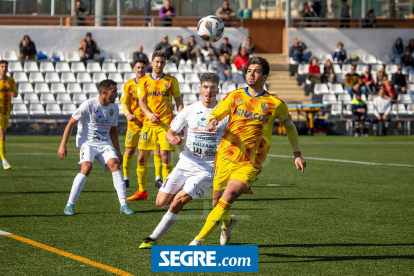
[293,17,414,28]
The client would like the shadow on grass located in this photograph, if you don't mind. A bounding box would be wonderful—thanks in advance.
[259,243,414,248]
[237,198,338,202]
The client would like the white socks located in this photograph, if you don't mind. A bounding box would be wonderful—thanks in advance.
[112,170,127,206]
[156,176,162,181]
[150,210,179,241]
[67,173,87,205]
[124,177,129,181]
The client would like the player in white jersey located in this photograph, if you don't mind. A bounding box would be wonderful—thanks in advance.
[139,73,228,248]
[58,79,134,216]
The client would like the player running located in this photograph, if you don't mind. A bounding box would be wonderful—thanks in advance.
[127,51,183,201]
[189,57,306,245]
[0,60,18,170]
[120,59,163,188]
[139,73,228,249]
[58,79,134,215]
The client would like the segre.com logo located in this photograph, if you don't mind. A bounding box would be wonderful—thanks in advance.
[152,245,258,272]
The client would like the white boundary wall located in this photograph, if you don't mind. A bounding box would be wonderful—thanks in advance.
[0,26,248,57]
[287,28,414,58]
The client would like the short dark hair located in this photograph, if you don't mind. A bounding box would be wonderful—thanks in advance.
[223,37,228,40]
[0,60,8,66]
[133,58,148,67]
[98,79,117,94]
[200,73,220,86]
[246,57,270,76]
[152,50,166,61]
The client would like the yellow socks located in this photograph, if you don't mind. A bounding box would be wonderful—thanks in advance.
[0,139,5,160]
[162,163,173,181]
[123,152,133,178]
[136,162,148,192]
[195,199,232,240]
[154,152,162,179]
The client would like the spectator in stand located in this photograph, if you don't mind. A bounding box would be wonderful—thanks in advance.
[299,3,314,28]
[215,1,236,27]
[322,59,336,84]
[401,49,414,75]
[234,48,249,74]
[170,36,188,64]
[18,35,38,66]
[308,57,322,90]
[289,38,312,63]
[154,35,173,59]
[405,39,414,56]
[332,42,347,65]
[361,67,375,94]
[219,37,233,56]
[132,45,149,65]
[78,32,104,65]
[201,42,218,61]
[159,1,175,27]
[340,0,350,28]
[344,65,363,95]
[186,36,203,64]
[351,93,369,137]
[311,0,321,17]
[238,37,255,56]
[372,88,392,136]
[217,55,232,82]
[391,66,407,94]
[383,80,396,101]
[375,68,388,91]
[363,9,377,28]
[392,38,405,65]
[74,1,89,26]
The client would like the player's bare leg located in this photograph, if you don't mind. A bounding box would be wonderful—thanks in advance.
[106,158,134,214]
[127,150,151,201]
[140,189,193,248]
[155,191,175,208]
[153,144,163,189]
[123,146,136,187]
[0,128,10,170]
[64,161,93,215]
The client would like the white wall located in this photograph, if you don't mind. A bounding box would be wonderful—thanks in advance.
[287,28,414,58]
[0,26,248,57]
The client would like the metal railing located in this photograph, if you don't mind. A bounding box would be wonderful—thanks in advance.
[293,17,414,28]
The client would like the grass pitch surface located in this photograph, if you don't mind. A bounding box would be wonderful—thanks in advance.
[1,135,413,275]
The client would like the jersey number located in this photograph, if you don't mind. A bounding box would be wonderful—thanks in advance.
[127,131,131,139]
[141,132,148,140]
[193,146,202,154]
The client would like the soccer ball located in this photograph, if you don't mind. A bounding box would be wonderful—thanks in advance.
[197,15,225,43]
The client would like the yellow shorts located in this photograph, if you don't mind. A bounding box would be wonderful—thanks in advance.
[125,129,141,148]
[138,125,176,151]
[213,154,261,191]
[0,116,10,130]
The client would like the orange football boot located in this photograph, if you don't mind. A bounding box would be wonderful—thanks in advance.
[127,190,148,201]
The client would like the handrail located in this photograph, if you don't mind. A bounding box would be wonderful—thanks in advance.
[293,17,414,28]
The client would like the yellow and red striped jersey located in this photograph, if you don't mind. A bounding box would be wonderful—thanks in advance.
[138,73,181,127]
[0,77,17,116]
[208,87,289,168]
[120,77,144,128]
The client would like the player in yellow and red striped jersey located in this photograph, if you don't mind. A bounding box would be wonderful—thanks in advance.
[0,60,18,170]
[127,50,183,201]
[189,57,307,245]
[120,59,163,188]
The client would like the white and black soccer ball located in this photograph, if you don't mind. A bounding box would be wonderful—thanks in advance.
[197,15,225,43]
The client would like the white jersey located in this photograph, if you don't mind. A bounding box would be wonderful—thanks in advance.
[170,101,228,169]
[72,97,119,148]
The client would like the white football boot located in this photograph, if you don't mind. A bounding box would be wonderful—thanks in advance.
[189,239,204,245]
[220,215,238,245]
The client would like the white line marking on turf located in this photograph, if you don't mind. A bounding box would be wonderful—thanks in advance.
[0,230,11,235]
[267,154,414,168]
[267,184,282,186]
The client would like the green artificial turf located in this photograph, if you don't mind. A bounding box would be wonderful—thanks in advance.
[0,135,413,275]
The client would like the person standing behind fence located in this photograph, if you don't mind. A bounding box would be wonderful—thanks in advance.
[159,1,175,27]
[340,0,350,28]
[74,1,89,26]
[215,1,236,27]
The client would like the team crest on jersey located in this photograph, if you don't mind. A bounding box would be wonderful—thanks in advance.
[7,81,11,86]
[148,85,152,88]
[109,109,114,116]
[236,99,243,104]
[261,102,269,111]
[164,83,169,88]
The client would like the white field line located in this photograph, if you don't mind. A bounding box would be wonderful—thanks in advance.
[0,230,11,235]
[267,154,414,168]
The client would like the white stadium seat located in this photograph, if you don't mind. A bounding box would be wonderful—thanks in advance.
[86,62,101,73]
[233,74,245,84]
[179,83,191,94]
[13,103,29,116]
[117,83,125,94]
[356,64,369,75]
[88,93,99,99]
[397,94,412,103]
[18,83,34,93]
[39,62,55,73]
[392,104,408,115]
[367,94,378,102]
[117,63,132,73]
[222,82,236,94]
[123,72,135,82]
[191,84,200,94]
[92,72,107,83]
[51,83,66,94]
[164,63,178,73]
[112,52,127,63]
[336,73,345,84]
[178,64,193,74]
[11,94,24,104]
[108,72,123,83]
[46,104,62,116]
[216,94,226,101]
[8,61,23,72]
[65,51,81,62]
[34,83,50,94]
[322,94,337,105]
[185,73,200,84]
[297,64,309,75]
[171,73,184,83]
[50,51,65,61]
[184,94,198,103]
[62,104,77,116]
[71,62,86,73]
[407,103,414,115]
[330,83,345,94]
[56,94,72,104]
[24,93,40,104]
[39,93,56,104]
[330,104,343,116]
[338,94,352,104]
[29,72,44,83]
[332,64,342,74]
[193,64,208,73]
[102,62,117,73]
[83,83,99,94]
[13,72,29,83]
[407,84,414,93]
[237,83,247,89]
[314,83,329,95]
[3,51,18,61]
[378,54,391,64]
[126,52,134,63]
[352,94,367,101]
[72,94,88,105]
[319,53,333,63]
[45,72,60,83]
[341,64,352,74]
[55,62,71,73]
[61,72,77,83]
[67,83,83,94]
[385,64,398,75]
[362,54,377,64]
[77,72,92,83]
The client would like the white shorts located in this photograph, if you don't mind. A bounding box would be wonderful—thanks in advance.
[159,160,214,200]
[77,144,118,173]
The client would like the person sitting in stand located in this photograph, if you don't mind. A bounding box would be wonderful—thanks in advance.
[361,67,375,94]
[234,47,249,74]
[375,68,388,91]
[344,65,363,95]
[383,80,396,101]
[308,57,322,91]
[351,93,369,137]
[332,42,347,65]
[372,88,392,136]
[322,59,336,84]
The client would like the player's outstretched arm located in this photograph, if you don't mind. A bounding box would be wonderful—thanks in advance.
[58,117,78,160]
[174,97,184,113]
[166,128,185,145]
[283,116,306,173]
[110,126,123,164]
[138,96,159,124]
